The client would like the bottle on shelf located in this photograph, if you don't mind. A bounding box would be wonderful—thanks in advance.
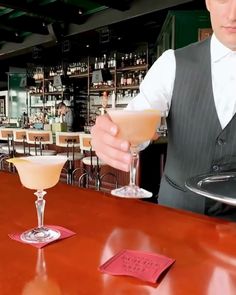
[94,57,99,70]
[27,44,148,130]
[138,71,145,84]
[129,53,133,66]
[134,71,139,85]
[108,53,116,68]
[136,53,142,65]
[100,91,108,115]
[126,73,133,85]
[142,51,147,64]
[121,56,125,68]
[111,90,116,109]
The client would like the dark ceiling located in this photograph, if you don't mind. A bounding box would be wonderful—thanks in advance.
[0,0,116,46]
[0,0,207,56]
[0,0,207,87]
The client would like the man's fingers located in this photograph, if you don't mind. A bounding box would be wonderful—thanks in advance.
[91,114,131,172]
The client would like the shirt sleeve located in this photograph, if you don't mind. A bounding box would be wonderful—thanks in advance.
[127,49,176,115]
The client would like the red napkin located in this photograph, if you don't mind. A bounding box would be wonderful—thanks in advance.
[99,249,175,283]
[8,225,76,248]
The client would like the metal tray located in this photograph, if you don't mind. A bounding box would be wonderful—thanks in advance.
[185,172,236,206]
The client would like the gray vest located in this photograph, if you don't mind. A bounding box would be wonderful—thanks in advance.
[158,38,236,217]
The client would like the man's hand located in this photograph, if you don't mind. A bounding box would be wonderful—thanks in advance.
[91,115,132,172]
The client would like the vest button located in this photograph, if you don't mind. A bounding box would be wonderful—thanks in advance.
[217,139,225,145]
[212,165,220,171]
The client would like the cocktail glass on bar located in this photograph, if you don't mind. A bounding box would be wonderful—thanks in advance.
[107,109,161,198]
[7,156,67,243]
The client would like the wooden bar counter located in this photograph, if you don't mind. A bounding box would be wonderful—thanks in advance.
[0,172,236,294]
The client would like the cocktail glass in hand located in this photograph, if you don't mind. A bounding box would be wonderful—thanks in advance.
[107,109,161,198]
[7,156,67,243]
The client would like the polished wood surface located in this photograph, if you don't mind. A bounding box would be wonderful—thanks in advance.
[1,171,236,294]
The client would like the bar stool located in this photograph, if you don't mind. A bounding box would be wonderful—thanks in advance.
[26,130,56,156]
[13,129,28,156]
[0,128,15,171]
[78,133,118,191]
[55,132,84,184]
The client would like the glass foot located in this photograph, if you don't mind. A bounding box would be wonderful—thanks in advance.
[111,185,152,199]
[20,227,61,243]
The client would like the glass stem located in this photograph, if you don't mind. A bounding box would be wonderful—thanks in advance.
[129,146,139,187]
[34,190,46,229]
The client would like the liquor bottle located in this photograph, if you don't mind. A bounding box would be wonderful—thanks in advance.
[137,53,142,65]
[120,73,124,86]
[111,90,116,108]
[66,65,71,76]
[127,73,132,85]
[124,54,129,67]
[123,73,127,86]
[107,56,111,68]
[138,71,144,84]
[94,57,98,70]
[121,56,125,68]
[134,71,139,85]
[112,53,116,68]
[129,53,133,66]
[142,51,147,64]
[103,54,107,68]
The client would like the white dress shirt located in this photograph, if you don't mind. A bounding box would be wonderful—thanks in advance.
[128,33,236,129]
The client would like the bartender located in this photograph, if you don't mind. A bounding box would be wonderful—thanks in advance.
[57,102,73,131]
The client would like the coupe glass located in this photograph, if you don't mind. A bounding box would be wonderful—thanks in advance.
[7,155,67,243]
[107,109,161,198]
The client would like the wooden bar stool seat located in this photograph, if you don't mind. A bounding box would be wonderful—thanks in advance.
[55,132,84,184]
[26,130,56,156]
[13,129,28,155]
[0,128,16,171]
[29,149,56,156]
[82,156,106,166]
[0,128,14,153]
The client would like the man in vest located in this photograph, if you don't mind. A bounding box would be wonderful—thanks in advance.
[91,0,236,220]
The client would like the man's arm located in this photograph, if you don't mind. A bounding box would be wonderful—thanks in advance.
[91,50,175,171]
